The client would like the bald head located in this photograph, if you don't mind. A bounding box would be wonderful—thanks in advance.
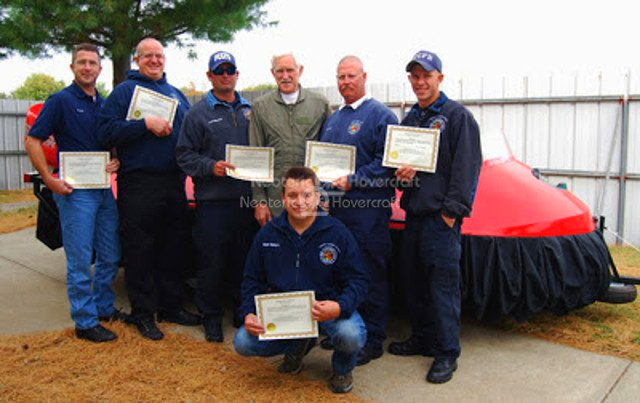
[336,55,367,105]
[134,38,165,81]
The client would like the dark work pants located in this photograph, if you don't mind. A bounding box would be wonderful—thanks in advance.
[332,206,391,350]
[401,213,462,360]
[117,172,190,321]
[192,200,257,322]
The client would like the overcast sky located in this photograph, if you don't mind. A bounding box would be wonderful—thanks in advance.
[0,0,636,95]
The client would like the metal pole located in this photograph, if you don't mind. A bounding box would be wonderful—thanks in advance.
[616,74,630,245]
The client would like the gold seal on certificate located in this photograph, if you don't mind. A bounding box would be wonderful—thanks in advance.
[126,85,179,125]
[304,141,356,183]
[382,125,440,173]
[225,145,274,183]
[59,152,111,189]
[255,290,318,340]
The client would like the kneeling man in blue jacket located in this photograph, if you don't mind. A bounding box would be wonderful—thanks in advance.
[234,166,369,394]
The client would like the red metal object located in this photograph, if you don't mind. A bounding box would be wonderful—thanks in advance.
[391,154,595,237]
[25,103,58,169]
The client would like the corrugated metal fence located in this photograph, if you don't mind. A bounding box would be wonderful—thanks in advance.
[1,73,637,246]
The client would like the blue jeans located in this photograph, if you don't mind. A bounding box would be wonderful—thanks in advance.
[233,311,367,375]
[53,189,120,329]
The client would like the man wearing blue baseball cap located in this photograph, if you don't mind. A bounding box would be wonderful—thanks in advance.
[388,50,482,384]
[176,51,258,342]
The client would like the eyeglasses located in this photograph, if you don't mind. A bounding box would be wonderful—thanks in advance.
[211,66,237,76]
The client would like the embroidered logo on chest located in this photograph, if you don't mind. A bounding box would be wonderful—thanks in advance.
[319,243,340,265]
[347,120,362,135]
[427,115,448,131]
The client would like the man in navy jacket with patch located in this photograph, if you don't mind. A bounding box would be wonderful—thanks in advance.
[233,167,368,394]
[318,55,398,365]
[388,50,482,384]
[97,37,199,341]
[176,51,258,342]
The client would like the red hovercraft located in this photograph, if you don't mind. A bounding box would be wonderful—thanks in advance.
[24,104,637,322]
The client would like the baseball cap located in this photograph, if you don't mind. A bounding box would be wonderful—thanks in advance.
[405,50,442,73]
[209,51,236,71]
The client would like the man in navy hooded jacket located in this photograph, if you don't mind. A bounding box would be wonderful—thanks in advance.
[97,37,199,341]
[233,167,368,394]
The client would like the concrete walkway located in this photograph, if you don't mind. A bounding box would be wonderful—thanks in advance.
[1,227,639,402]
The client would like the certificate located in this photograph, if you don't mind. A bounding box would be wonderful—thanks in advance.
[126,85,178,125]
[255,290,318,340]
[225,145,274,182]
[382,125,440,173]
[304,141,356,183]
[59,152,110,189]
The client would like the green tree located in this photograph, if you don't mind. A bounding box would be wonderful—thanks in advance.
[96,82,110,97]
[11,73,65,100]
[0,0,273,87]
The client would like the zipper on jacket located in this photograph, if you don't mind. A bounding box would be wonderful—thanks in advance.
[295,252,300,286]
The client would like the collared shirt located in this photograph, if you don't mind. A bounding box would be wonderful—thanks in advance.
[29,82,105,153]
[280,90,299,105]
[339,94,372,111]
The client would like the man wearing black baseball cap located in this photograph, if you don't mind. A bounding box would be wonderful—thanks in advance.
[176,50,258,342]
[389,50,482,384]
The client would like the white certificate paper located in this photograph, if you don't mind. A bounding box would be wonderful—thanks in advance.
[225,145,274,183]
[255,290,318,340]
[59,152,110,189]
[126,85,178,125]
[382,125,440,173]
[304,141,356,183]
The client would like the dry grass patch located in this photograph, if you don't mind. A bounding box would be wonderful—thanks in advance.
[500,246,640,361]
[0,189,36,204]
[0,190,37,234]
[0,322,361,402]
[0,206,37,234]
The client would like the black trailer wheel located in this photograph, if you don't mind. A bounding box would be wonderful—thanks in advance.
[598,282,637,304]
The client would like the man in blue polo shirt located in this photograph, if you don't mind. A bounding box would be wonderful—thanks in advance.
[25,43,124,343]
[176,51,258,342]
[318,55,398,365]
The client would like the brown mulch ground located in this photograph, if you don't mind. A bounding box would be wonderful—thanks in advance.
[0,322,361,402]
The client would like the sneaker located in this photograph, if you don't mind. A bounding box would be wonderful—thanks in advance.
[157,309,201,326]
[203,318,223,343]
[329,372,353,394]
[388,336,434,357]
[277,338,314,374]
[75,324,117,343]
[133,316,164,341]
[98,309,130,323]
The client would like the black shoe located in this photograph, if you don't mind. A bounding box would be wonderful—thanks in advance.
[157,309,201,326]
[277,338,315,374]
[356,345,383,366]
[98,309,130,323]
[320,337,334,350]
[75,324,117,343]
[427,358,458,384]
[203,318,223,343]
[329,372,353,394]
[388,336,434,357]
[133,317,164,341]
